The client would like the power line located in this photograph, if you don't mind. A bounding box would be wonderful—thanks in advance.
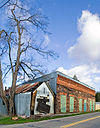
[0,0,10,9]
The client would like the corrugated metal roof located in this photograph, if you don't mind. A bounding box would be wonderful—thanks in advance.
[4,70,94,96]
[20,71,95,92]
[15,82,39,94]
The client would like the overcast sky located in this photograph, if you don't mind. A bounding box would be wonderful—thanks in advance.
[1,0,100,91]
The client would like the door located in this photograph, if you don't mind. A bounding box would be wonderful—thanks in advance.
[79,99,82,112]
[84,100,87,112]
[93,101,95,111]
[61,95,66,112]
[90,100,92,111]
[70,97,74,112]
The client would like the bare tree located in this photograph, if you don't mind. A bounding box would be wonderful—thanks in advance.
[0,0,56,116]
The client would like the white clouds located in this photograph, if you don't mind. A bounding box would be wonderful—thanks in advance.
[66,10,100,91]
[57,65,92,86]
[94,77,100,83]
[43,34,50,47]
[57,65,100,88]
[68,10,100,62]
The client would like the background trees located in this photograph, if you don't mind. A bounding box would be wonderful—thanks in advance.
[96,92,100,102]
[0,0,57,116]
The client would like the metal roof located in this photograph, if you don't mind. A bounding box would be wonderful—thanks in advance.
[56,71,95,90]
[18,71,95,92]
[15,82,39,94]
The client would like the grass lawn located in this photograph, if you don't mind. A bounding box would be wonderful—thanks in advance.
[0,110,100,125]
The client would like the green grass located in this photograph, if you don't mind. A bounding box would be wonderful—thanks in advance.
[0,111,100,125]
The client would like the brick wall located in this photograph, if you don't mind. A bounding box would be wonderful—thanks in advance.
[55,75,95,114]
[57,75,95,96]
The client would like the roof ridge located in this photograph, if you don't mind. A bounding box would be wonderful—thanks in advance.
[56,71,95,90]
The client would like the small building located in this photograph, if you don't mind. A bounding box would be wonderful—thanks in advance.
[0,82,54,116]
[96,102,100,110]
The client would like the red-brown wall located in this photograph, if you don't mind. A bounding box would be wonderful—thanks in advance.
[57,75,95,96]
[54,75,95,114]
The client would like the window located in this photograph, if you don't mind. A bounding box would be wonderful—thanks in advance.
[43,88,45,94]
[79,99,82,112]
[70,96,74,112]
[2,100,5,105]
[37,90,40,94]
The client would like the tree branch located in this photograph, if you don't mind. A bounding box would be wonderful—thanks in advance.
[7,32,14,73]
[21,61,44,75]
[0,30,7,38]
[20,64,30,78]
[3,64,15,80]
[0,0,10,8]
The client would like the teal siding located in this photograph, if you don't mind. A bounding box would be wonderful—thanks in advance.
[90,101,92,111]
[61,95,66,112]
[93,101,95,111]
[84,100,87,112]
[79,99,82,112]
[70,97,74,112]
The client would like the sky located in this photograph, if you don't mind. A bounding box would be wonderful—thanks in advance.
[1,0,100,91]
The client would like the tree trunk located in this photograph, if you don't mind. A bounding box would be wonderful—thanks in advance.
[1,91,16,116]
[9,86,16,117]
[9,96,15,116]
[0,95,9,114]
[0,93,15,116]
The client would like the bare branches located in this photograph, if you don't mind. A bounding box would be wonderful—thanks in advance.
[7,32,14,73]
[8,2,29,12]
[0,29,8,97]
[11,2,19,24]
[0,0,10,9]
[19,61,44,79]
[0,30,8,38]
[19,14,48,32]
[28,45,56,58]
[0,0,57,83]
[20,40,56,59]
[0,60,4,94]
[3,65,15,80]
[1,0,57,84]
[8,0,48,32]
[0,0,58,116]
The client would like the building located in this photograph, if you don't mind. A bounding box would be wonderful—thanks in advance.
[96,102,100,110]
[28,71,95,113]
[0,82,54,116]
[0,71,96,116]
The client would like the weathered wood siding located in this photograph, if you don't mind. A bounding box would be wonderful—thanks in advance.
[34,82,54,115]
[15,92,31,117]
[0,97,8,115]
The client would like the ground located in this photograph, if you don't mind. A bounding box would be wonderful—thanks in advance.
[0,112,100,128]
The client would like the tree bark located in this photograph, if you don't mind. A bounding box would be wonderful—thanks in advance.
[9,94,15,116]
